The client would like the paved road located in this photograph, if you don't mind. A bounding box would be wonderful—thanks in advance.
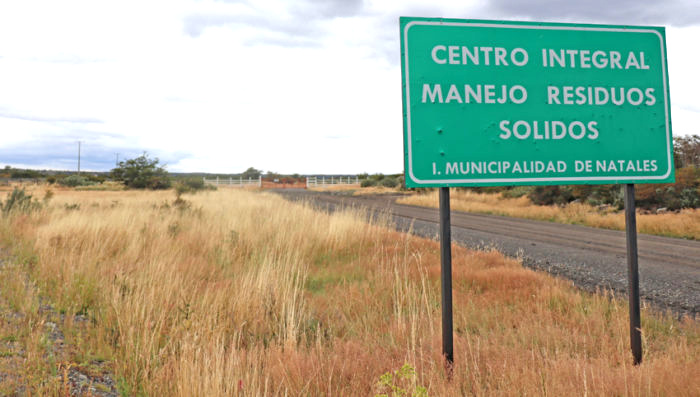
[273,189,700,317]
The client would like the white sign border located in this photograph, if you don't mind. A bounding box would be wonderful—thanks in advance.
[403,20,672,185]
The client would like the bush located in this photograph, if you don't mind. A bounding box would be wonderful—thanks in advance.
[647,186,700,211]
[528,186,574,205]
[680,188,700,209]
[9,168,42,179]
[578,185,623,209]
[173,178,215,206]
[173,179,211,196]
[59,175,96,187]
[635,167,699,210]
[371,173,385,182]
[674,134,700,168]
[375,364,427,397]
[85,174,106,184]
[178,177,213,192]
[501,186,534,199]
[111,153,171,190]
[1,188,41,215]
[380,177,398,188]
[240,167,263,179]
[361,179,376,187]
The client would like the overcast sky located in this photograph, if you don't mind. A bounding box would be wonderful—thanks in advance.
[1,0,699,174]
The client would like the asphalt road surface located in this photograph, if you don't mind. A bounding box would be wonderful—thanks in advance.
[273,189,700,317]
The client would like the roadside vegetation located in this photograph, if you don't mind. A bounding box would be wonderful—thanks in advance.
[359,173,404,189]
[398,136,700,239]
[398,189,700,240]
[0,187,697,395]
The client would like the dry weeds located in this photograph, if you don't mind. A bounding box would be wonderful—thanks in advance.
[0,188,697,395]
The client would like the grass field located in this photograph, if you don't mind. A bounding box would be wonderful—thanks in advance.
[398,190,700,240]
[0,187,698,395]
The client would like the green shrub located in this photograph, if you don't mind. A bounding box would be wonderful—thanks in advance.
[610,186,625,210]
[9,168,42,179]
[85,174,106,184]
[380,177,398,188]
[371,173,385,182]
[585,185,616,207]
[180,177,215,192]
[1,188,42,215]
[111,153,171,190]
[528,186,574,205]
[361,179,376,187]
[501,186,534,199]
[679,188,700,208]
[375,364,427,397]
[172,178,215,207]
[59,175,96,187]
[174,178,214,196]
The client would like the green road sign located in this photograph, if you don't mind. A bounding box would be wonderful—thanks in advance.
[400,17,674,187]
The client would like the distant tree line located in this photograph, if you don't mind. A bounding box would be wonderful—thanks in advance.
[358,173,403,188]
[3,134,698,210]
[674,134,700,169]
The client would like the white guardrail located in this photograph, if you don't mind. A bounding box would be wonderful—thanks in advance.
[203,176,360,188]
[203,176,262,187]
[306,176,360,188]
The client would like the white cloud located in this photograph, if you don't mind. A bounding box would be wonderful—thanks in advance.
[0,0,698,173]
[666,25,700,136]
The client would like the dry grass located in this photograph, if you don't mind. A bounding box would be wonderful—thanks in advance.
[309,185,360,192]
[0,187,698,395]
[398,190,700,240]
[352,186,406,196]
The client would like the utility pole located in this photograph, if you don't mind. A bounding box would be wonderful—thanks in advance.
[78,141,81,175]
[115,153,119,167]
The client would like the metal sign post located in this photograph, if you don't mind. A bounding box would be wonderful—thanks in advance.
[439,187,454,373]
[400,16,674,369]
[624,184,643,365]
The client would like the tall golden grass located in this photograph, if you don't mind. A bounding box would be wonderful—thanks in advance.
[398,190,700,240]
[0,187,697,395]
